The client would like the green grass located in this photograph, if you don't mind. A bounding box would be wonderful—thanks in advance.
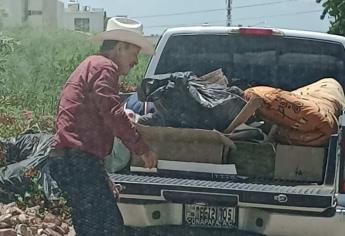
[0,27,150,137]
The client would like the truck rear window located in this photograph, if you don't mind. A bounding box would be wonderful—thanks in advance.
[155,34,345,90]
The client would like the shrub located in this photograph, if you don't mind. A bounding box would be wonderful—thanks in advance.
[0,27,149,137]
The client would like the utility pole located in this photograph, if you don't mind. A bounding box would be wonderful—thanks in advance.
[226,0,232,26]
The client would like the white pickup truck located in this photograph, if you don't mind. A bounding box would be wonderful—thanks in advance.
[111,26,345,236]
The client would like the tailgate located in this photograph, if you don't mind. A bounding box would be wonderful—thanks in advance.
[110,173,335,212]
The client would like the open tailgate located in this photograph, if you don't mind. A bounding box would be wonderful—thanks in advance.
[110,173,335,212]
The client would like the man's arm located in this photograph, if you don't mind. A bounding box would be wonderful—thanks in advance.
[91,66,149,156]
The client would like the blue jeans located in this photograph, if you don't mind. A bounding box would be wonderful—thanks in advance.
[46,148,124,236]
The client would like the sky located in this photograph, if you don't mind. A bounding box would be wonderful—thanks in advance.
[63,0,331,36]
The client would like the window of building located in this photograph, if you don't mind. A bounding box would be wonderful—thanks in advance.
[74,18,90,32]
[28,10,43,15]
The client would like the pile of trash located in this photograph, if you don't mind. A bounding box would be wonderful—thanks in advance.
[0,202,73,236]
[137,69,247,131]
[0,131,133,201]
[0,132,58,202]
[0,132,75,235]
[133,69,345,147]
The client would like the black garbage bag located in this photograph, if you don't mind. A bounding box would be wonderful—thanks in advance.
[138,72,247,131]
[0,132,60,201]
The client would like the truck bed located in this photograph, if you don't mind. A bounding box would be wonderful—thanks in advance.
[111,135,338,213]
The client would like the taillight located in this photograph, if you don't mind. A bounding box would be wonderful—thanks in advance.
[230,27,284,36]
[239,28,273,36]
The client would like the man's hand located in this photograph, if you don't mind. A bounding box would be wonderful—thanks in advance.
[108,178,120,199]
[139,150,158,169]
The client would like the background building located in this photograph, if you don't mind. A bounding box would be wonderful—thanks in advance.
[0,0,105,33]
[64,1,105,33]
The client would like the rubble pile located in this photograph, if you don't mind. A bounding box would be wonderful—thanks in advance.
[0,202,74,236]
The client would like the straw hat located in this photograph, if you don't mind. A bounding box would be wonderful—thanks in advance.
[92,17,155,55]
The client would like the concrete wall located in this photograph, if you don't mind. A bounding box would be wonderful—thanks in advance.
[27,0,43,27]
[0,0,25,27]
[27,0,60,28]
[28,0,42,10]
[43,0,58,27]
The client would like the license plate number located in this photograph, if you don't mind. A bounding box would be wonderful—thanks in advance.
[184,204,237,228]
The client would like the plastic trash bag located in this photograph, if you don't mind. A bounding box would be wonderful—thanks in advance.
[0,132,57,199]
[138,71,247,131]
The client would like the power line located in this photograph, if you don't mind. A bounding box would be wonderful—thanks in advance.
[132,0,298,19]
[145,9,321,29]
[233,9,321,21]
[235,0,298,9]
[132,8,223,19]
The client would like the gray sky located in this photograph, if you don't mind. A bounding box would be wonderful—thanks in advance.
[63,0,331,35]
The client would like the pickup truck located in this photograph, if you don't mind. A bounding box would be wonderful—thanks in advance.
[110,26,345,236]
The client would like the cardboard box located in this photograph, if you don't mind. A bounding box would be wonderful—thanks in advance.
[131,125,234,167]
[228,141,276,178]
[274,144,326,182]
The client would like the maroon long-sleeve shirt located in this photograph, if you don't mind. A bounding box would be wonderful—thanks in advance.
[52,55,149,159]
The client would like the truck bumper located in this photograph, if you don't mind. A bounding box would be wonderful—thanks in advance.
[118,203,345,236]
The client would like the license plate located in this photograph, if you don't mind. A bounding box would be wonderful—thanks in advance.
[184,204,237,228]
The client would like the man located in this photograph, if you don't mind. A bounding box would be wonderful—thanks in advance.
[46,17,157,236]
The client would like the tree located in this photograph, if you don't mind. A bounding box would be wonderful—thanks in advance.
[317,0,345,36]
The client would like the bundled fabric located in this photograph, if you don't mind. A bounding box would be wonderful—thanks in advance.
[138,71,247,131]
[244,78,345,146]
[125,92,156,115]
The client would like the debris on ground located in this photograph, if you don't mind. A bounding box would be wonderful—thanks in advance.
[0,202,74,236]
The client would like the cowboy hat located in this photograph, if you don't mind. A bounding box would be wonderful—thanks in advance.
[92,17,155,55]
